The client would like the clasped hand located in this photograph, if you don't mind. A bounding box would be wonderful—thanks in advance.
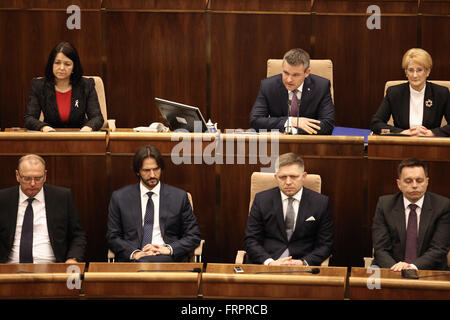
[133,244,170,260]
[289,117,321,134]
[269,256,304,266]
[401,125,434,137]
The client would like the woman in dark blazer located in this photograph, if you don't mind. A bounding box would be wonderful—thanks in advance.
[24,42,104,131]
[371,48,450,137]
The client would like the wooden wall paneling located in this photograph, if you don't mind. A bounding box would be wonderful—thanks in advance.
[314,1,418,129]
[421,1,450,80]
[103,9,207,129]
[102,0,207,10]
[210,11,312,131]
[209,0,311,11]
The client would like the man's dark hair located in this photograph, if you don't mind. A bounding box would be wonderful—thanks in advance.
[133,145,165,177]
[44,41,83,85]
[397,158,428,177]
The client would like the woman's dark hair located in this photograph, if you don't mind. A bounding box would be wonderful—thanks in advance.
[44,41,83,84]
[133,145,165,177]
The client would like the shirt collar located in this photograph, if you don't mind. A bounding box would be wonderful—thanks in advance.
[403,195,425,211]
[140,180,160,198]
[280,187,303,203]
[409,84,425,95]
[290,82,304,95]
[18,185,44,204]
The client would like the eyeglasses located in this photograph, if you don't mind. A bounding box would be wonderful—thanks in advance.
[406,68,426,75]
[18,173,45,183]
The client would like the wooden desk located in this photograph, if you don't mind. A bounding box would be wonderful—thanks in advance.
[202,263,347,299]
[349,267,450,300]
[366,136,450,258]
[83,262,203,298]
[0,263,85,299]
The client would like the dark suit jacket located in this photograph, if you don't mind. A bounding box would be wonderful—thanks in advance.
[371,81,450,137]
[244,187,334,266]
[0,184,87,263]
[249,74,335,134]
[106,183,201,262]
[372,192,450,270]
[24,77,104,131]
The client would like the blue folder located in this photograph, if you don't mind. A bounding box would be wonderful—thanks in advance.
[332,126,372,143]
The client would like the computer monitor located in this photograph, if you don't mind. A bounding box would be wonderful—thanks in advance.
[155,97,208,132]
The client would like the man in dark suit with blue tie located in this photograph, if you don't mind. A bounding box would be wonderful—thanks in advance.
[372,158,450,271]
[244,153,334,266]
[107,145,201,262]
[250,48,335,134]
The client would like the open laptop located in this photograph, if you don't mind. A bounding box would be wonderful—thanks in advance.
[155,97,208,132]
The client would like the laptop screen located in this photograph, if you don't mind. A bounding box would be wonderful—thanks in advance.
[155,97,208,133]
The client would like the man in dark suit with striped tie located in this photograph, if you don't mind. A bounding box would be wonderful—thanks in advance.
[0,154,86,263]
[372,158,450,271]
[106,145,201,262]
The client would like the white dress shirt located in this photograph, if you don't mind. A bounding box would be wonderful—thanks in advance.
[263,188,304,265]
[409,85,425,128]
[130,181,172,260]
[8,187,56,263]
[285,83,304,134]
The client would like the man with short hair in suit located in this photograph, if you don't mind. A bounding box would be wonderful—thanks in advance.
[250,48,335,134]
[372,158,450,271]
[107,145,201,262]
[244,153,334,266]
[0,154,87,263]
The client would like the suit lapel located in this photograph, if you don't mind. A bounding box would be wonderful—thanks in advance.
[422,82,434,128]
[392,196,407,253]
[400,85,411,127]
[45,81,63,124]
[276,76,289,115]
[7,187,20,249]
[417,193,433,255]
[274,189,288,240]
[299,77,313,116]
[130,184,144,243]
[158,183,169,238]
[43,185,58,250]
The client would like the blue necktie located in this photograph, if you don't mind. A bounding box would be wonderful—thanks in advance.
[20,198,35,263]
[405,203,418,263]
[141,192,154,248]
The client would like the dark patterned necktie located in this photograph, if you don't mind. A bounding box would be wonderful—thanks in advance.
[141,192,154,248]
[289,90,299,117]
[19,198,35,263]
[405,203,418,263]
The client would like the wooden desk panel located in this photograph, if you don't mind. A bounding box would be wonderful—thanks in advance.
[349,267,450,300]
[83,262,202,298]
[202,263,347,299]
[0,263,85,299]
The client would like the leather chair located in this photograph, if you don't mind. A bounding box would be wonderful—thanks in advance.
[384,80,449,127]
[266,59,334,103]
[235,172,330,266]
[108,192,204,263]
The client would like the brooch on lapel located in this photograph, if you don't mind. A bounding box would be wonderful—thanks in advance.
[75,100,79,108]
[425,99,433,108]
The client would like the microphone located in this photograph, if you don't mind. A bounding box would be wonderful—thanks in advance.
[286,98,293,135]
[137,268,202,273]
[402,269,450,279]
[254,268,320,275]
